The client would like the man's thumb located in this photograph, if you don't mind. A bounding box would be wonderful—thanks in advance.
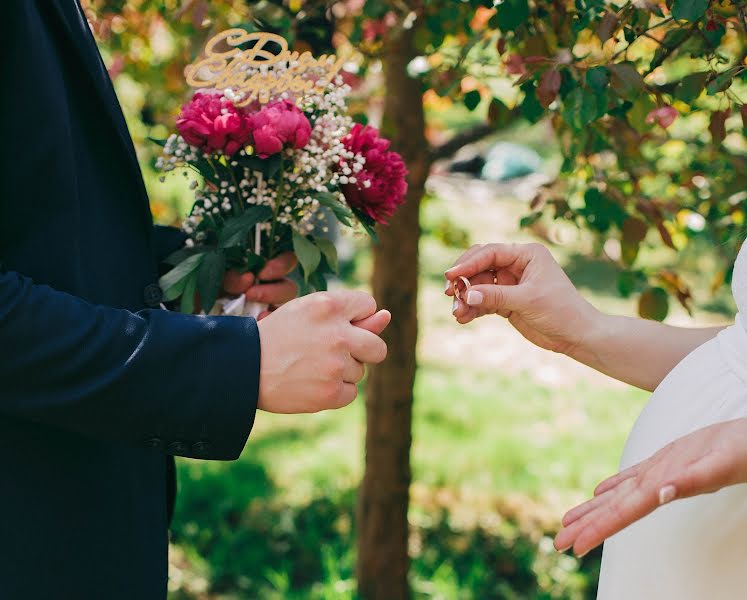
[353,310,392,335]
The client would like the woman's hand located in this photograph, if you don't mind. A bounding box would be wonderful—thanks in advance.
[445,243,601,356]
[223,252,299,319]
[554,418,747,557]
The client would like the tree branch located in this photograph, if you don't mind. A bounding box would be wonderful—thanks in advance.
[429,123,500,161]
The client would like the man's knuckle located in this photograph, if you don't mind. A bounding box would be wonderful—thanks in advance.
[321,380,341,404]
[314,293,337,316]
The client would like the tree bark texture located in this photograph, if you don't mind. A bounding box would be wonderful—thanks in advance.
[356,25,431,600]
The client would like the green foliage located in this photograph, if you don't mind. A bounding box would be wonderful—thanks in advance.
[171,482,600,599]
[381,0,746,317]
[472,0,747,317]
[292,231,322,282]
[90,0,747,317]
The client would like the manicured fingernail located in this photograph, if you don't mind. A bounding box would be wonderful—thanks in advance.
[556,544,572,553]
[659,485,676,505]
[466,290,483,306]
[445,264,461,275]
[452,299,459,314]
[444,281,452,293]
[577,549,589,559]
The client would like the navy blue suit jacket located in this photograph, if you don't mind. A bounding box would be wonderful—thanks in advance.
[0,2,260,597]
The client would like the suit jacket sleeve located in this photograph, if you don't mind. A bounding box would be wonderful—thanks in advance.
[0,268,260,460]
[153,225,187,274]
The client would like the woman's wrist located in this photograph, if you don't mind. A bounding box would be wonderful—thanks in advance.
[565,308,617,369]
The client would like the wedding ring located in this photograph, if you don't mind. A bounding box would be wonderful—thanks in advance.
[453,276,471,301]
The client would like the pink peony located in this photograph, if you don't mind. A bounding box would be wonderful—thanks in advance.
[341,124,408,225]
[646,106,678,129]
[249,100,312,159]
[176,92,252,156]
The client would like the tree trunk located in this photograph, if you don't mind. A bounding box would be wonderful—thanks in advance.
[356,26,430,600]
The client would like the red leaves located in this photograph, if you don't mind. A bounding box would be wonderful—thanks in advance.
[504,54,526,75]
[537,70,561,108]
[597,11,619,43]
[645,106,678,128]
[709,110,730,144]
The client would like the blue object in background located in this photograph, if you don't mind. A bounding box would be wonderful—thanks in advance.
[480,142,543,182]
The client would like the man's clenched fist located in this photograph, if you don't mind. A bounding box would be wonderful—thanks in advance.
[256,291,391,414]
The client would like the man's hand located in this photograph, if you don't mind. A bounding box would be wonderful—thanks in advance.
[256,291,391,414]
[554,418,747,557]
[223,252,298,318]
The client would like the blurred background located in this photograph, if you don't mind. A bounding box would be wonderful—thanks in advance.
[83,1,745,598]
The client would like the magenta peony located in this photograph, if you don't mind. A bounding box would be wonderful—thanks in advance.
[249,100,312,159]
[341,124,408,224]
[176,92,252,156]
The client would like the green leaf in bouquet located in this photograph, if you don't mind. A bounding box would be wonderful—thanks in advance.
[219,206,273,248]
[315,237,339,274]
[159,253,205,302]
[292,231,322,282]
[352,208,379,242]
[264,154,283,179]
[180,272,198,314]
[245,252,267,274]
[315,192,354,227]
[148,137,167,148]
[197,250,226,314]
[240,154,283,179]
[164,245,208,267]
[308,270,328,292]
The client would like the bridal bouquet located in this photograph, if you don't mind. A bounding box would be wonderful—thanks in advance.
[156,30,407,316]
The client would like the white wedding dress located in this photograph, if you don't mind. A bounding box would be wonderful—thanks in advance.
[597,245,747,599]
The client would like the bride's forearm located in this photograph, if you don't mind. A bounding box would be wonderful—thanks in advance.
[568,313,726,392]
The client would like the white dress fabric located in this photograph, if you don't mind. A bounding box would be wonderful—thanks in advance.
[597,246,747,599]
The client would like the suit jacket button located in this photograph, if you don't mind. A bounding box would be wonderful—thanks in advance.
[145,437,163,449]
[143,283,164,308]
[167,441,188,454]
[192,441,212,454]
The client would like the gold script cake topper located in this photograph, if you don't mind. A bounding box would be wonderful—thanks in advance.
[184,30,347,106]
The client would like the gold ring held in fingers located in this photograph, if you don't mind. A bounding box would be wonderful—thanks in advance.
[453,276,471,301]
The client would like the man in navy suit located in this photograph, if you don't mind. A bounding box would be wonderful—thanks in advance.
[0,2,390,597]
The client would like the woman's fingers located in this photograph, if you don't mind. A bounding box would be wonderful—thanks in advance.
[594,464,641,496]
[450,271,518,322]
[446,243,535,282]
[445,245,485,296]
[555,477,655,555]
[258,251,298,280]
[453,301,479,323]
[223,270,256,294]
[245,279,298,305]
[562,488,616,527]
[462,283,527,314]
[573,483,658,556]
[494,270,518,318]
